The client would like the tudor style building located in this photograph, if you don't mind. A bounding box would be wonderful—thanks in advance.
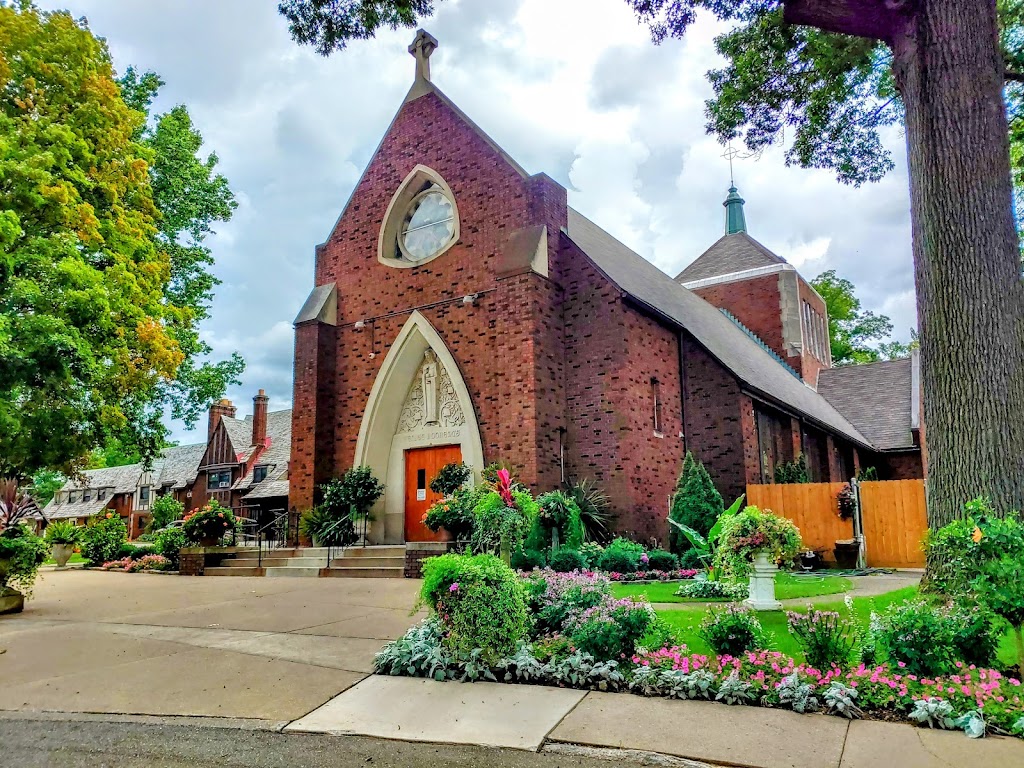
[288,31,923,545]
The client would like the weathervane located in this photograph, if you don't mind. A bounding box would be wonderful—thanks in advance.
[721,141,756,186]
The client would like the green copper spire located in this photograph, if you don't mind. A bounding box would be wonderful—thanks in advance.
[724,185,747,235]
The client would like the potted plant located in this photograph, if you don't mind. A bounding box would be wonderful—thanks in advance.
[423,486,478,542]
[43,520,79,567]
[181,501,236,547]
[471,469,537,565]
[713,505,802,610]
[0,480,49,614]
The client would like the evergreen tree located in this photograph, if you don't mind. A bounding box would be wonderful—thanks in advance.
[669,452,723,554]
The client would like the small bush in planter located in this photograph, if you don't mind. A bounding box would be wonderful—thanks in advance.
[548,546,588,573]
[154,526,188,569]
[181,501,236,545]
[43,520,79,547]
[471,470,538,561]
[535,491,586,551]
[424,486,479,541]
[699,604,766,656]
[644,549,678,572]
[596,538,644,573]
[714,506,802,578]
[429,462,472,496]
[0,523,49,599]
[80,512,128,566]
[420,553,528,663]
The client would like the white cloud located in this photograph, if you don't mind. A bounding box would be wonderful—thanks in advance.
[37,0,917,442]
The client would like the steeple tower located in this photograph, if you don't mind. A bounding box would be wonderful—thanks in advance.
[724,185,747,235]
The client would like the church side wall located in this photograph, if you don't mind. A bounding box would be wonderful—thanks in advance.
[680,335,748,504]
[558,239,683,544]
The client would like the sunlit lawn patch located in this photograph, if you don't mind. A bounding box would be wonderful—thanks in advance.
[612,572,852,604]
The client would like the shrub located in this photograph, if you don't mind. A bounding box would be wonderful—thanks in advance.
[80,512,128,566]
[669,452,723,555]
[116,543,149,561]
[420,553,528,663]
[535,491,585,550]
[787,609,859,669]
[567,479,613,543]
[0,523,48,597]
[872,599,999,676]
[153,525,187,569]
[329,466,386,518]
[148,495,184,531]
[679,549,705,570]
[578,541,604,568]
[714,506,802,578]
[774,455,810,484]
[699,604,765,656]
[645,549,678,571]
[300,505,356,546]
[523,569,612,636]
[471,477,537,559]
[568,599,654,661]
[429,462,472,496]
[182,501,236,545]
[43,520,79,546]
[548,546,588,573]
[675,579,748,600]
[923,500,1024,598]
[424,486,479,541]
[511,546,547,571]
[974,554,1024,676]
[597,538,644,573]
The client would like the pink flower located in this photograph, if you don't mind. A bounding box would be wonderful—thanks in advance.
[449,582,459,593]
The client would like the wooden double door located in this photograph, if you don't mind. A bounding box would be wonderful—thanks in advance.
[404,444,462,542]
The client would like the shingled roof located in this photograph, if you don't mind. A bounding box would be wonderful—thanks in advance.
[564,209,872,448]
[155,443,205,490]
[817,358,917,451]
[234,409,292,499]
[675,232,788,284]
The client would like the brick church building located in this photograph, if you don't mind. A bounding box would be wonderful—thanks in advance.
[288,30,923,545]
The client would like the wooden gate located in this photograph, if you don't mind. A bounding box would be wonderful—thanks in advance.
[746,479,927,568]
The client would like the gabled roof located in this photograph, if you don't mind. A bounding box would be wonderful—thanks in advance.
[675,232,788,284]
[42,463,142,518]
[155,443,205,490]
[817,358,917,451]
[564,209,872,448]
[234,409,292,497]
[219,416,255,460]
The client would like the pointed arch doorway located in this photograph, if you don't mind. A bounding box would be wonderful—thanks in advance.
[354,311,484,544]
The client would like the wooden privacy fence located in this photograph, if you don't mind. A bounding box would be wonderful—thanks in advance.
[746,479,928,568]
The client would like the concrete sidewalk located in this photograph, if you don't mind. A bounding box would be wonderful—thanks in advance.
[3,569,1022,768]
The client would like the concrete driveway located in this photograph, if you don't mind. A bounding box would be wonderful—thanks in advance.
[0,569,424,723]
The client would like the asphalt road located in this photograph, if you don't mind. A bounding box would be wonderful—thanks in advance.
[0,714,687,768]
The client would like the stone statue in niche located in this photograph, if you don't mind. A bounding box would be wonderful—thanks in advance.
[422,349,439,425]
[397,348,466,434]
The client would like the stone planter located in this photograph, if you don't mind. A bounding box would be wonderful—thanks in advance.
[833,540,859,570]
[744,551,782,611]
[51,543,74,568]
[0,586,24,615]
[198,536,219,548]
[437,526,454,543]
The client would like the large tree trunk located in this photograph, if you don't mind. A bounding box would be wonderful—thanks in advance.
[889,0,1024,526]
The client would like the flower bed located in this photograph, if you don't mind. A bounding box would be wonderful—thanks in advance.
[606,569,699,583]
[100,554,171,572]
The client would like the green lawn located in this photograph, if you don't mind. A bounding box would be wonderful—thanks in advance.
[612,572,852,604]
[650,586,1019,670]
[43,553,86,565]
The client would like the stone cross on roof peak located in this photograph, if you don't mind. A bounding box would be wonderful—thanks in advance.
[409,29,438,83]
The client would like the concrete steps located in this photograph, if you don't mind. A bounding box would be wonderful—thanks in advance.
[203,544,407,578]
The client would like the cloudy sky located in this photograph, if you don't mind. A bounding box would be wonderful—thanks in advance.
[38,0,916,445]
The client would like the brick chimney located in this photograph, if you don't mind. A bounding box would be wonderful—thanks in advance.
[208,398,236,439]
[252,389,269,446]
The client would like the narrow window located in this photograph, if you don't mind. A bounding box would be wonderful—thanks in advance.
[69,491,79,504]
[140,485,151,505]
[83,489,92,503]
[253,466,268,484]
[417,469,426,491]
[98,488,107,502]
[651,377,663,435]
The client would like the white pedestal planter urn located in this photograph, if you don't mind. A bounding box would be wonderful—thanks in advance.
[745,551,782,611]
[51,544,74,568]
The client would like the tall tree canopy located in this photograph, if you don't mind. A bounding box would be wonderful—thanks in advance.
[0,4,243,479]
[811,270,912,365]
[279,0,1024,527]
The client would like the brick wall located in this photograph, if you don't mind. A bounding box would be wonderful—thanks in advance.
[404,542,459,578]
[179,550,204,576]
[680,335,748,503]
[693,274,788,368]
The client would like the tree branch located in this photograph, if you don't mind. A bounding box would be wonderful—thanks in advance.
[1007,69,1024,84]
[783,0,911,43]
